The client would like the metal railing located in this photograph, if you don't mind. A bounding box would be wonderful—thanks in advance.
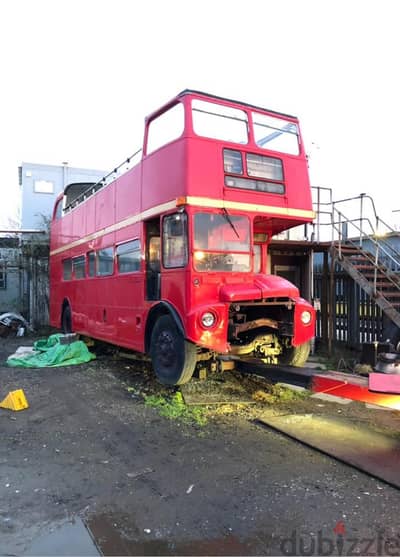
[64,148,143,213]
[311,187,400,296]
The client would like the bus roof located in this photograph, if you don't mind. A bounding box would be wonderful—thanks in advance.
[177,89,297,120]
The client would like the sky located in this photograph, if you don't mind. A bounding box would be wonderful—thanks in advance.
[1,0,399,229]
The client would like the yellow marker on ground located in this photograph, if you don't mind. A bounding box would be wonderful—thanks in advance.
[0,389,29,411]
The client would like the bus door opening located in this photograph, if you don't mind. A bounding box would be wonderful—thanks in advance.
[145,219,161,300]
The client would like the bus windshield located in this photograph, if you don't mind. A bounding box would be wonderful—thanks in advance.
[193,212,251,272]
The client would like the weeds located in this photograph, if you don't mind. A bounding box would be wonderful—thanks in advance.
[144,391,207,426]
[252,383,309,404]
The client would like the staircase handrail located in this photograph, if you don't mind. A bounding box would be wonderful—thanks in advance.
[331,210,400,268]
[332,208,400,294]
[312,188,399,245]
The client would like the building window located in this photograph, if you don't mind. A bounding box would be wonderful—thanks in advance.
[116,240,141,273]
[0,261,6,289]
[97,248,114,276]
[34,180,54,194]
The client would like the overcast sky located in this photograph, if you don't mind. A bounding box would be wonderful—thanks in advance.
[1,0,399,229]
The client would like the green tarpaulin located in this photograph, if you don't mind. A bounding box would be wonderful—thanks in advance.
[7,334,96,368]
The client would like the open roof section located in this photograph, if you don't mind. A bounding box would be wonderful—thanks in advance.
[178,89,297,120]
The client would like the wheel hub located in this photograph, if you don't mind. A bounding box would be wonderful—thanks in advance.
[157,331,176,367]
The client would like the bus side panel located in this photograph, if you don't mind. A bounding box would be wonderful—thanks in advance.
[115,166,142,223]
[90,231,116,340]
[141,140,187,212]
[161,269,188,330]
[114,222,145,351]
[113,272,145,351]
[49,253,62,328]
[95,181,116,231]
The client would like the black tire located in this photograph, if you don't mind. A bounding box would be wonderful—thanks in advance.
[150,315,197,385]
[279,340,311,367]
[61,304,72,334]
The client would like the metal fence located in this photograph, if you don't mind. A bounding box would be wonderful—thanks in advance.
[314,263,384,346]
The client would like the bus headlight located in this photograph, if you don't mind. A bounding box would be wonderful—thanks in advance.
[300,310,312,325]
[201,311,216,328]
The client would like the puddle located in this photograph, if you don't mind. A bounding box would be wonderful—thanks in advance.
[23,516,100,556]
[87,513,252,556]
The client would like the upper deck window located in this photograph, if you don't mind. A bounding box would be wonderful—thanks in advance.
[192,100,248,144]
[147,103,185,155]
[252,112,299,155]
[223,149,243,174]
[246,153,283,181]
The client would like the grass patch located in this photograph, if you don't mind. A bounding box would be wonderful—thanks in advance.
[253,383,309,404]
[144,391,207,426]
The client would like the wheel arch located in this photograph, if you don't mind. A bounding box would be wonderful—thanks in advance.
[145,302,185,353]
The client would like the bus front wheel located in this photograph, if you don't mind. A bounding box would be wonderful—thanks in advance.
[279,340,310,367]
[150,315,197,385]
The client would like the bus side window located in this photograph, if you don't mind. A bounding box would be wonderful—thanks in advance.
[253,244,262,273]
[117,240,141,273]
[163,213,188,268]
[96,247,114,276]
[146,103,184,155]
[148,237,160,272]
[88,251,96,277]
[63,259,72,280]
[54,198,63,220]
[72,255,85,279]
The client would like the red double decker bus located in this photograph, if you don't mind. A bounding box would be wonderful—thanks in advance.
[49,90,315,384]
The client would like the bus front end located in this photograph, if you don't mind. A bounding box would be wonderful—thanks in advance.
[185,209,315,369]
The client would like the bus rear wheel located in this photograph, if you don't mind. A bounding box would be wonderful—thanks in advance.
[150,315,197,385]
[61,304,72,334]
[279,340,311,367]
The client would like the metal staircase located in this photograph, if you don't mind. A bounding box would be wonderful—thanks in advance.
[315,190,400,331]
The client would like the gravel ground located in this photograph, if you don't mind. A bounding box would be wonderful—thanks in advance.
[1,333,400,556]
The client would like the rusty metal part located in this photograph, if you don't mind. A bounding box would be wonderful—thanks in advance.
[229,333,278,356]
[196,351,215,361]
[233,317,278,336]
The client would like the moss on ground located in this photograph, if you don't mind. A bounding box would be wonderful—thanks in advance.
[252,383,310,404]
[144,391,207,426]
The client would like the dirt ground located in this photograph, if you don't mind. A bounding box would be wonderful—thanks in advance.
[2,332,400,556]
